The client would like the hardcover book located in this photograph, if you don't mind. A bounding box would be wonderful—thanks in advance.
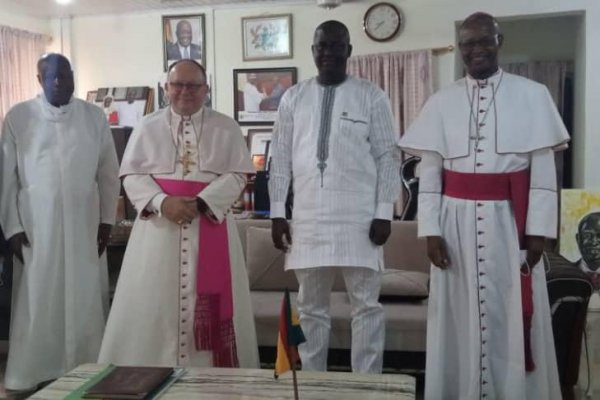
[83,366,176,399]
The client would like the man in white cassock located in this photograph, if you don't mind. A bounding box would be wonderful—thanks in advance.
[398,13,568,399]
[0,53,120,396]
[269,21,400,374]
[98,59,259,368]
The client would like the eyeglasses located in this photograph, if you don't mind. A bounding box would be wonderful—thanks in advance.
[168,82,206,92]
[458,35,500,50]
[313,42,348,54]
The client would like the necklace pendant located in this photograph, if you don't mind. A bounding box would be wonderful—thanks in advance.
[179,152,197,176]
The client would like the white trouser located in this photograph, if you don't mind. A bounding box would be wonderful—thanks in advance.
[294,266,385,373]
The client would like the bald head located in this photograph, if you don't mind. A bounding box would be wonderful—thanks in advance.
[166,59,209,116]
[167,59,206,82]
[37,53,71,76]
[37,53,74,107]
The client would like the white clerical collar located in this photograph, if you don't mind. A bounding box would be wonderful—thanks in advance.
[466,68,503,88]
[169,107,204,142]
[169,107,203,122]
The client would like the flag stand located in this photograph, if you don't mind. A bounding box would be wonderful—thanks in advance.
[291,352,299,400]
[274,288,305,399]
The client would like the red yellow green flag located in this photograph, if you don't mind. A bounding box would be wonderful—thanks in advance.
[274,288,306,378]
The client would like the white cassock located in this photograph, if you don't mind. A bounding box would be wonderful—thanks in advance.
[0,94,120,390]
[269,76,401,373]
[399,70,569,399]
[98,106,259,368]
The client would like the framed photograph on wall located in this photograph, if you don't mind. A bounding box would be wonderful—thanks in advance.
[86,90,97,103]
[233,67,297,125]
[162,14,206,71]
[95,88,109,102]
[112,87,128,101]
[247,129,272,171]
[242,14,292,61]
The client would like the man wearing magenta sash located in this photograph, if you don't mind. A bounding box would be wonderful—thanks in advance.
[398,13,569,400]
[99,60,259,368]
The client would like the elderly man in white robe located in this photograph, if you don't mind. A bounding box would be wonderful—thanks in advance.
[269,20,401,374]
[98,59,259,368]
[398,12,568,399]
[0,53,120,397]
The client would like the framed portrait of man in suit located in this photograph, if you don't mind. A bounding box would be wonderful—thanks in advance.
[162,14,205,71]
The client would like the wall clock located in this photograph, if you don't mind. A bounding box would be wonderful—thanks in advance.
[363,2,403,42]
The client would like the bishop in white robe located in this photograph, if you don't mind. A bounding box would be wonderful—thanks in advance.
[98,60,259,368]
[398,13,568,399]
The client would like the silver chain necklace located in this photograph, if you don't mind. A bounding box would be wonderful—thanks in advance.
[465,71,503,148]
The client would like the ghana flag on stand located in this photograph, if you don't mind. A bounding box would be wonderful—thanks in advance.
[274,289,306,378]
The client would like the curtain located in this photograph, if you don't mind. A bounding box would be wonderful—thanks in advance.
[500,60,572,115]
[500,60,573,189]
[347,49,433,134]
[0,25,50,121]
[347,49,433,217]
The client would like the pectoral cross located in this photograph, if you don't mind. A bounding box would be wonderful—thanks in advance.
[469,122,486,148]
[178,152,196,176]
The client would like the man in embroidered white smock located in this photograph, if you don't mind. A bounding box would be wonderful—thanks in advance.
[0,53,120,396]
[269,21,400,373]
[98,60,259,368]
[398,12,569,399]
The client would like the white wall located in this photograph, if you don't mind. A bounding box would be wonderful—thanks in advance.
[0,3,51,36]
[500,16,578,63]
[56,0,600,188]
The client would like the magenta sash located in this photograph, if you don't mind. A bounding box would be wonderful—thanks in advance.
[155,178,239,368]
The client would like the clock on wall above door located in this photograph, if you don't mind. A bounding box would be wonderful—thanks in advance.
[363,2,403,42]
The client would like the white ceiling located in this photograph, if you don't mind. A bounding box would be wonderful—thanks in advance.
[0,0,319,18]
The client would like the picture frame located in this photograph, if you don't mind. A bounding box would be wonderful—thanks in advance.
[242,14,292,61]
[86,90,97,103]
[247,129,271,171]
[233,67,297,125]
[162,14,206,71]
[126,87,149,101]
[95,88,109,102]
[264,139,272,171]
[560,189,600,264]
[112,87,128,101]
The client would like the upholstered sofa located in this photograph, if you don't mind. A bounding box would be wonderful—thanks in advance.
[235,219,430,355]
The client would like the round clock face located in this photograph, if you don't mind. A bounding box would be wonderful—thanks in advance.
[363,2,403,42]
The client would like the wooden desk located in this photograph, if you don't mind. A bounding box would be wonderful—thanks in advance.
[31,363,415,399]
